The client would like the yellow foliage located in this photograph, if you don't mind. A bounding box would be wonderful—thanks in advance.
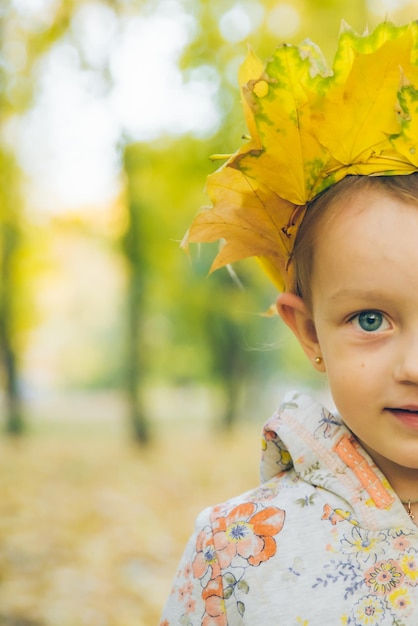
[186,21,418,291]
[0,400,259,626]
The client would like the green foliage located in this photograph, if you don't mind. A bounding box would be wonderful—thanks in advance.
[122,136,320,428]
[1,0,412,435]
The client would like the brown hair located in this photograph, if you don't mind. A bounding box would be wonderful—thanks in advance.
[291,173,418,310]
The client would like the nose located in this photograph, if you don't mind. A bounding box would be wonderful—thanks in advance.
[393,334,418,385]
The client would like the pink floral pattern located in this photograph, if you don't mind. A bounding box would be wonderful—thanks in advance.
[161,500,285,624]
[365,559,404,594]
[211,502,285,567]
[160,394,418,625]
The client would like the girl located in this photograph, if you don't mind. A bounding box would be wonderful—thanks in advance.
[161,22,418,625]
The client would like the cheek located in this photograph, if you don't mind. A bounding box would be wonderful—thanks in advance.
[324,355,372,403]
[318,328,373,372]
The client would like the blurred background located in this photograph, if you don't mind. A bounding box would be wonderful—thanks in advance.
[0,0,417,624]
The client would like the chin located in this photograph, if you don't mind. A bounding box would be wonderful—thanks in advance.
[392,455,418,471]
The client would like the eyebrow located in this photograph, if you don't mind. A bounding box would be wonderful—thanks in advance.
[329,288,390,302]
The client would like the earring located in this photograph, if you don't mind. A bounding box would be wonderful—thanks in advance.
[314,356,322,365]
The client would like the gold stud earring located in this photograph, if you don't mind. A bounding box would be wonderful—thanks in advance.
[314,356,322,365]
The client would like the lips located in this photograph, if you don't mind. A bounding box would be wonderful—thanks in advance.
[386,407,418,429]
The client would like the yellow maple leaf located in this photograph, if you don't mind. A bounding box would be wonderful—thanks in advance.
[187,166,305,291]
[233,42,334,205]
[316,27,415,170]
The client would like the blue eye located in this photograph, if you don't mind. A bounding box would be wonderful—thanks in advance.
[356,311,384,332]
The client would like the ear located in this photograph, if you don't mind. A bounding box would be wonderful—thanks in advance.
[276,292,325,372]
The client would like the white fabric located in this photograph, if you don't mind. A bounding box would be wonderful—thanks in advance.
[160,392,418,625]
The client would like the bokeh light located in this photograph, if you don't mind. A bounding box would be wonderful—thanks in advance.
[267,3,301,39]
[219,1,264,42]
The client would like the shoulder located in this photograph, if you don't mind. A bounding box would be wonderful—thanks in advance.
[194,473,292,568]
[161,478,291,626]
[194,464,335,571]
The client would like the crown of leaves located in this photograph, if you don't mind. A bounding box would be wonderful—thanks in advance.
[184,21,418,291]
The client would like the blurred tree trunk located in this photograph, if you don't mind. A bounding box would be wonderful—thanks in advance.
[0,8,23,434]
[0,302,23,435]
[221,358,242,431]
[0,150,24,434]
[125,235,149,445]
[205,290,248,431]
[122,147,150,445]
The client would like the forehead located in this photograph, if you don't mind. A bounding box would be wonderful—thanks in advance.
[322,186,418,245]
[311,188,418,301]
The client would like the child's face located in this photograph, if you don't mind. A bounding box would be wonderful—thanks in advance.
[311,187,418,480]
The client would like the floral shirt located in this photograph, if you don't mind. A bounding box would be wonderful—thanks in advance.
[160,392,418,625]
